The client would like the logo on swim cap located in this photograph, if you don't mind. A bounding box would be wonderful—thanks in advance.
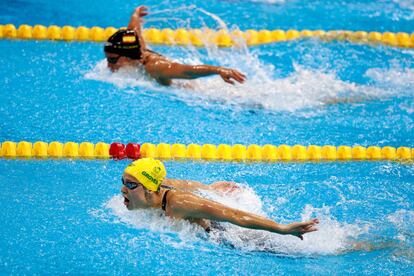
[153,166,161,174]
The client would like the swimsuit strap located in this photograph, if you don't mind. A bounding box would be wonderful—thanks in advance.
[160,184,174,190]
[161,189,170,212]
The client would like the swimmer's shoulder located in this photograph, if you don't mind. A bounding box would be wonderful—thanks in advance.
[163,179,185,188]
[141,51,173,85]
[162,189,193,216]
[142,49,169,63]
[163,179,208,192]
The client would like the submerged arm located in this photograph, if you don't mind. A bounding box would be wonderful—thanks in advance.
[170,193,318,239]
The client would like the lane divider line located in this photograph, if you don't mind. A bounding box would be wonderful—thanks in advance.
[0,24,413,48]
[1,141,413,162]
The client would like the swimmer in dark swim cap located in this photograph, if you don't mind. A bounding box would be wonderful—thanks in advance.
[121,158,319,239]
[104,6,246,86]
[104,29,142,61]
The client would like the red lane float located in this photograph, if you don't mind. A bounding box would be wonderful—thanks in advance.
[109,142,126,160]
[126,143,141,160]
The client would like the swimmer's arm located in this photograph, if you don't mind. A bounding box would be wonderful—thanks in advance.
[171,194,286,233]
[128,6,148,50]
[145,60,246,85]
[170,194,318,239]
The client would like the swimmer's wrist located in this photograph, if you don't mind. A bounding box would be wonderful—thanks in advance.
[277,224,289,235]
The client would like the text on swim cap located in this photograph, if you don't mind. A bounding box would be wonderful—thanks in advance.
[141,171,158,185]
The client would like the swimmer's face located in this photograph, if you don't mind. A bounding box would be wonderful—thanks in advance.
[105,52,136,72]
[121,173,148,210]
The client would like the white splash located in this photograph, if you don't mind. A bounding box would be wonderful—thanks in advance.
[101,186,367,256]
[104,195,203,237]
[183,64,379,111]
[365,66,414,92]
[387,209,414,242]
[207,204,366,256]
[392,0,414,20]
[84,60,160,91]
[85,56,381,112]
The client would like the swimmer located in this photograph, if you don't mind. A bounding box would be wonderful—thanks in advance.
[104,6,246,86]
[121,158,319,239]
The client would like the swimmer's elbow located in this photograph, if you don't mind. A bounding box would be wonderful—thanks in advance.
[210,208,251,226]
[231,212,254,227]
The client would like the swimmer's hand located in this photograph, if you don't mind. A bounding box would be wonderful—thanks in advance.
[283,219,319,240]
[218,68,246,85]
[134,6,149,18]
[210,181,240,193]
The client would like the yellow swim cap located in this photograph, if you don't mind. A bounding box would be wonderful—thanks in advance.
[124,158,167,191]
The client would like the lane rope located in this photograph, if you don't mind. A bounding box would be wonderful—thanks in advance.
[1,24,413,48]
[1,141,413,162]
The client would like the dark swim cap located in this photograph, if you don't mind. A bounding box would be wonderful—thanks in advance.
[104,29,141,59]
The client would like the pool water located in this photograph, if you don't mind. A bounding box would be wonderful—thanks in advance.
[1,0,413,274]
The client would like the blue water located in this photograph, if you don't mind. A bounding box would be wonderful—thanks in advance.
[1,0,414,274]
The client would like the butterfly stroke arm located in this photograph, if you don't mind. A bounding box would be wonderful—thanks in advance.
[128,6,148,51]
[126,6,246,86]
[145,60,246,85]
[169,193,319,239]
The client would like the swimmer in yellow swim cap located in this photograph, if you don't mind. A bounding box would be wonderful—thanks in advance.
[121,158,319,239]
[104,6,246,86]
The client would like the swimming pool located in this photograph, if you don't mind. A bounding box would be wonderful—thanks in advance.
[1,0,413,274]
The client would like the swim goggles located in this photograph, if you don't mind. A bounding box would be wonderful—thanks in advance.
[107,56,121,64]
[122,178,140,190]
